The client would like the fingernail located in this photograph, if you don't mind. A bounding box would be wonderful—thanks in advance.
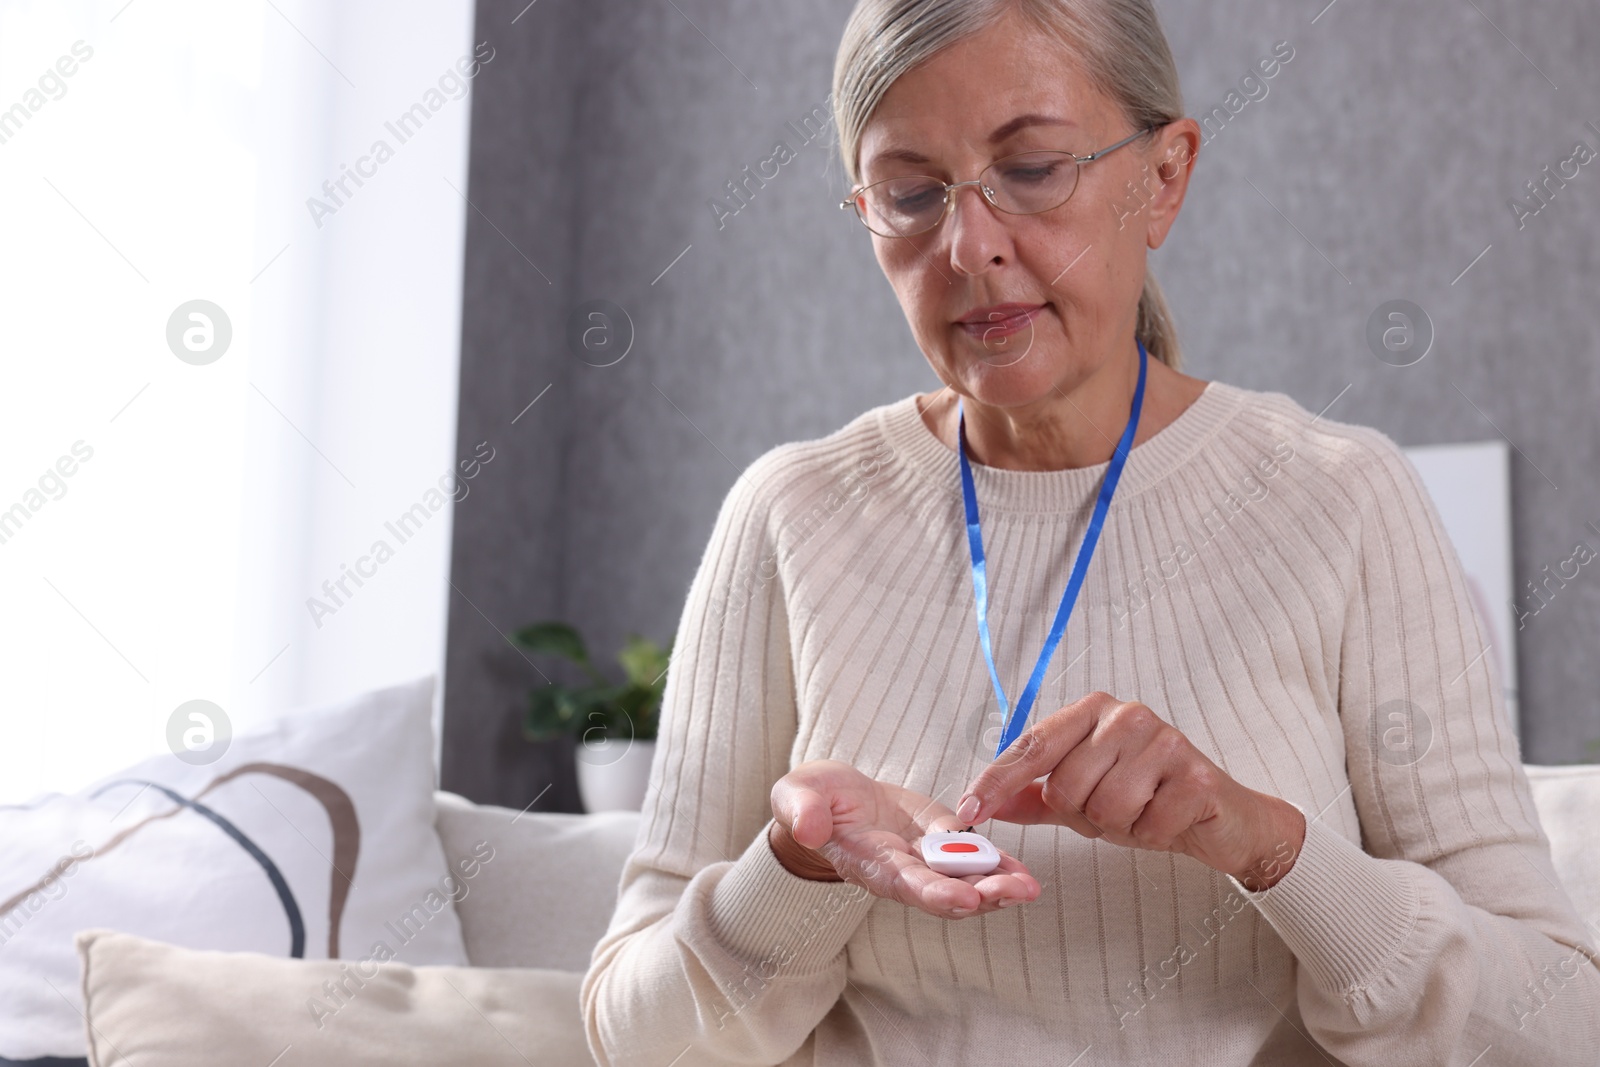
[956,794,980,823]
[998,898,1021,908]
[950,907,972,917]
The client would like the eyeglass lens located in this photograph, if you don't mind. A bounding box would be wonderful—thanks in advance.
[855,151,1081,236]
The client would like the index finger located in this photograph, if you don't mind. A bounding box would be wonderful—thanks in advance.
[956,692,1116,825]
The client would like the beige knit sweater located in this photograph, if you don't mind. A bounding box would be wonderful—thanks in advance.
[581,380,1599,1066]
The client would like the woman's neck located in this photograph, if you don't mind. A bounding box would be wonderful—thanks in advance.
[918,354,1209,472]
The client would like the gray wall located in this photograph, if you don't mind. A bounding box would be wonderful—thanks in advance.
[445,0,1600,811]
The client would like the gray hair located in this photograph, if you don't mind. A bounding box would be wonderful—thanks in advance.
[832,0,1187,370]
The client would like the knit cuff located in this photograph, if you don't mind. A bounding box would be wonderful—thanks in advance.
[1228,816,1421,997]
[706,820,876,977]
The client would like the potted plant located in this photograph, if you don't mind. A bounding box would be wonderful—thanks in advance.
[512,621,672,812]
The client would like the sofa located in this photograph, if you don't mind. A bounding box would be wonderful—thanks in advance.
[64,765,1600,1066]
[429,764,1600,1061]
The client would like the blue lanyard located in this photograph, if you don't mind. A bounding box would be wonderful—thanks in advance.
[959,339,1149,758]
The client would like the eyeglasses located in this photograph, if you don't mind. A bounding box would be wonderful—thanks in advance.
[840,125,1159,238]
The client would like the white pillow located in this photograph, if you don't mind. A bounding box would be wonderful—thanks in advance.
[434,791,640,971]
[1525,763,1600,932]
[0,676,470,1061]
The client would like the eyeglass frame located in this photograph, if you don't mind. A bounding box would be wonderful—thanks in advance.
[839,123,1163,237]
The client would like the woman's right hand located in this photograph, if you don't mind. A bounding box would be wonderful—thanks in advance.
[767,759,1041,919]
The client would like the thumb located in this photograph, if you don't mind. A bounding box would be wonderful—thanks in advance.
[770,777,835,850]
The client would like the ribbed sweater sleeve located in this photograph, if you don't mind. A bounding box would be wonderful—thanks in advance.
[581,446,877,1067]
[1229,433,1600,1066]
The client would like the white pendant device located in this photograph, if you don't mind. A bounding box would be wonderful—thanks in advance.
[919,830,1003,877]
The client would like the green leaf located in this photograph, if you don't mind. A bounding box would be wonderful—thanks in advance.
[515,624,673,744]
[522,685,576,741]
[616,634,670,688]
[510,621,590,666]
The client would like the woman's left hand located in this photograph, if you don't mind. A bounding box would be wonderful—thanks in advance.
[956,692,1306,890]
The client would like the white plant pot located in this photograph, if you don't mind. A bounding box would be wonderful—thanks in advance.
[576,738,656,813]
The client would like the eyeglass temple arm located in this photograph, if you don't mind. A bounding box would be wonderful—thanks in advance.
[1076,123,1160,163]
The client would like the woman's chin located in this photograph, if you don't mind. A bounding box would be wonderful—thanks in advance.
[940,331,1062,400]
[953,363,1061,411]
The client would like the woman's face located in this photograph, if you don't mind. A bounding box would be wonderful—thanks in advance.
[856,9,1197,409]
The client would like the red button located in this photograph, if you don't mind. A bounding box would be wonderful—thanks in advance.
[939,842,981,853]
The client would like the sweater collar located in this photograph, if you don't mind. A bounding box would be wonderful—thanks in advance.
[876,380,1246,514]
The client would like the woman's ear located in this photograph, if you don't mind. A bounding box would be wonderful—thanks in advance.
[1156,122,1200,179]
[1145,119,1202,250]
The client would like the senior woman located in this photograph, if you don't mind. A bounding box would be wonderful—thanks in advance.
[582,1,1599,1063]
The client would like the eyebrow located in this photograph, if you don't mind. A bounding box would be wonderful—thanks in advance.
[866,114,1078,168]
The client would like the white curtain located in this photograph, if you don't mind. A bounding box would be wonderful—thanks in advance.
[0,0,476,802]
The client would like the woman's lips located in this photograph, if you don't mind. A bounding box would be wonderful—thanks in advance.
[957,304,1045,339]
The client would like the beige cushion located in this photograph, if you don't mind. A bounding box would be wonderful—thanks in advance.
[1526,763,1600,931]
[433,791,640,970]
[76,928,597,1066]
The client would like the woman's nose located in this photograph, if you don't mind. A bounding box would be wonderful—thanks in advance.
[945,183,1010,274]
